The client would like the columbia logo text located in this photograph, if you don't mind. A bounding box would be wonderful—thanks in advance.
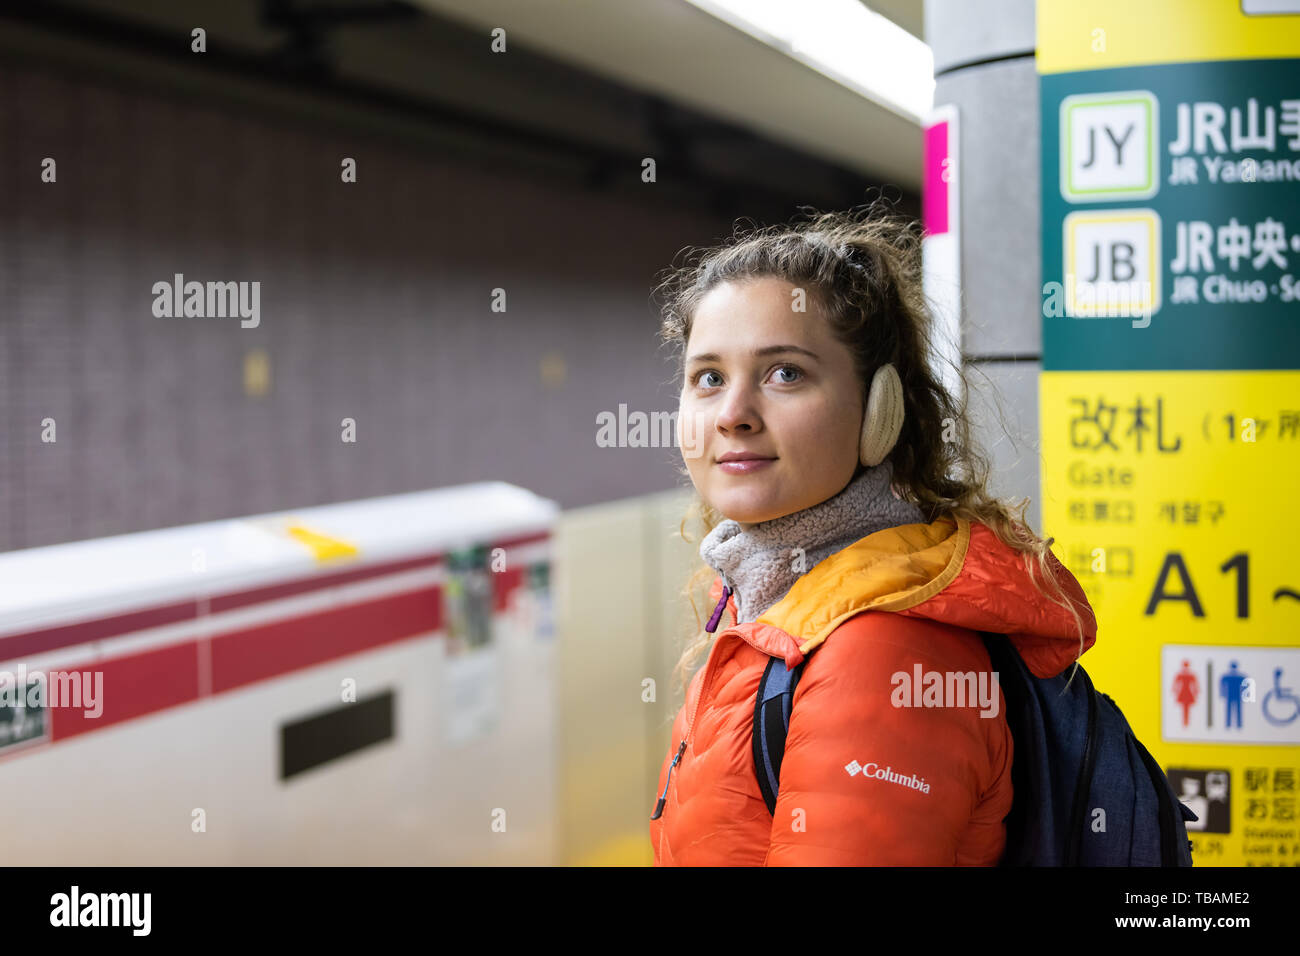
[845,760,931,795]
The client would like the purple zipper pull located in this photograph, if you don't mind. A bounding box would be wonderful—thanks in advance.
[705,584,733,633]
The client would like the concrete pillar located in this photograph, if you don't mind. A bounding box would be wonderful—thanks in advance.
[926,0,1043,531]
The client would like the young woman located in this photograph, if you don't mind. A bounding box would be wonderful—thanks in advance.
[648,202,1097,866]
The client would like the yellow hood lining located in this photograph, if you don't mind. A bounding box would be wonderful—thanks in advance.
[753,516,972,658]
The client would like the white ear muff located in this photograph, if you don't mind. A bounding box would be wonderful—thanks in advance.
[859,363,904,467]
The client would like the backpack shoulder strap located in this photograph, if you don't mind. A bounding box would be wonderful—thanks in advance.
[753,656,804,815]
[976,631,1037,865]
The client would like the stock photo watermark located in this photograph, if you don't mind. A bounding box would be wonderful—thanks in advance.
[595,405,707,457]
[151,274,260,328]
[891,664,1001,719]
[1043,274,1156,328]
[50,886,150,936]
[0,665,103,718]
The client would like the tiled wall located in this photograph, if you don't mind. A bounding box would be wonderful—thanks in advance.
[0,59,716,551]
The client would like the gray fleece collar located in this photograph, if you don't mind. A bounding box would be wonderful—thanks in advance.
[699,461,925,624]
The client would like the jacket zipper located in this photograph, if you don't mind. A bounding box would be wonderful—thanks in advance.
[649,740,685,820]
[650,585,733,822]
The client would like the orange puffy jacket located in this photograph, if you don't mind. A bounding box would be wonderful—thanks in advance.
[649,514,1098,866]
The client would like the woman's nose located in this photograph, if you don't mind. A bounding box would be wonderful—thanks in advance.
[715,385,761,434]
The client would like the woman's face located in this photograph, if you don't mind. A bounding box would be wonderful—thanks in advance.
[679,276,864,525]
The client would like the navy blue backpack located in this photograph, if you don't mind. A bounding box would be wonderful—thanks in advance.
[753,631,1197,866]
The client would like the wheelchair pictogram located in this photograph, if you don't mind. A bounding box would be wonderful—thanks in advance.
[1262,667,1300,726]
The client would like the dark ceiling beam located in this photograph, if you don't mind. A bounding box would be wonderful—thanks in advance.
[0,0,887,222]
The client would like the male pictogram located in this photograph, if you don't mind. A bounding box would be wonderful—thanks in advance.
[1219,661,1250,730]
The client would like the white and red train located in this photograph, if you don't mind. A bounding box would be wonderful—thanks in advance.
[0,482,559,865]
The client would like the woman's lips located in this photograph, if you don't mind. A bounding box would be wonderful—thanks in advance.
[717,458,775,474]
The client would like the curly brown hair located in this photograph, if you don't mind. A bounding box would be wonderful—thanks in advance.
[653,196,1091,706]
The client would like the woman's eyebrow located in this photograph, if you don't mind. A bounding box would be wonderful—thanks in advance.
[686,345,820,364]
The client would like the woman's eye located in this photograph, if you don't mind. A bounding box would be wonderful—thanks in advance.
[691,366,801,388]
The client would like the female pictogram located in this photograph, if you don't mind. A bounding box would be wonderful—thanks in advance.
[1172,659,1199,727]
